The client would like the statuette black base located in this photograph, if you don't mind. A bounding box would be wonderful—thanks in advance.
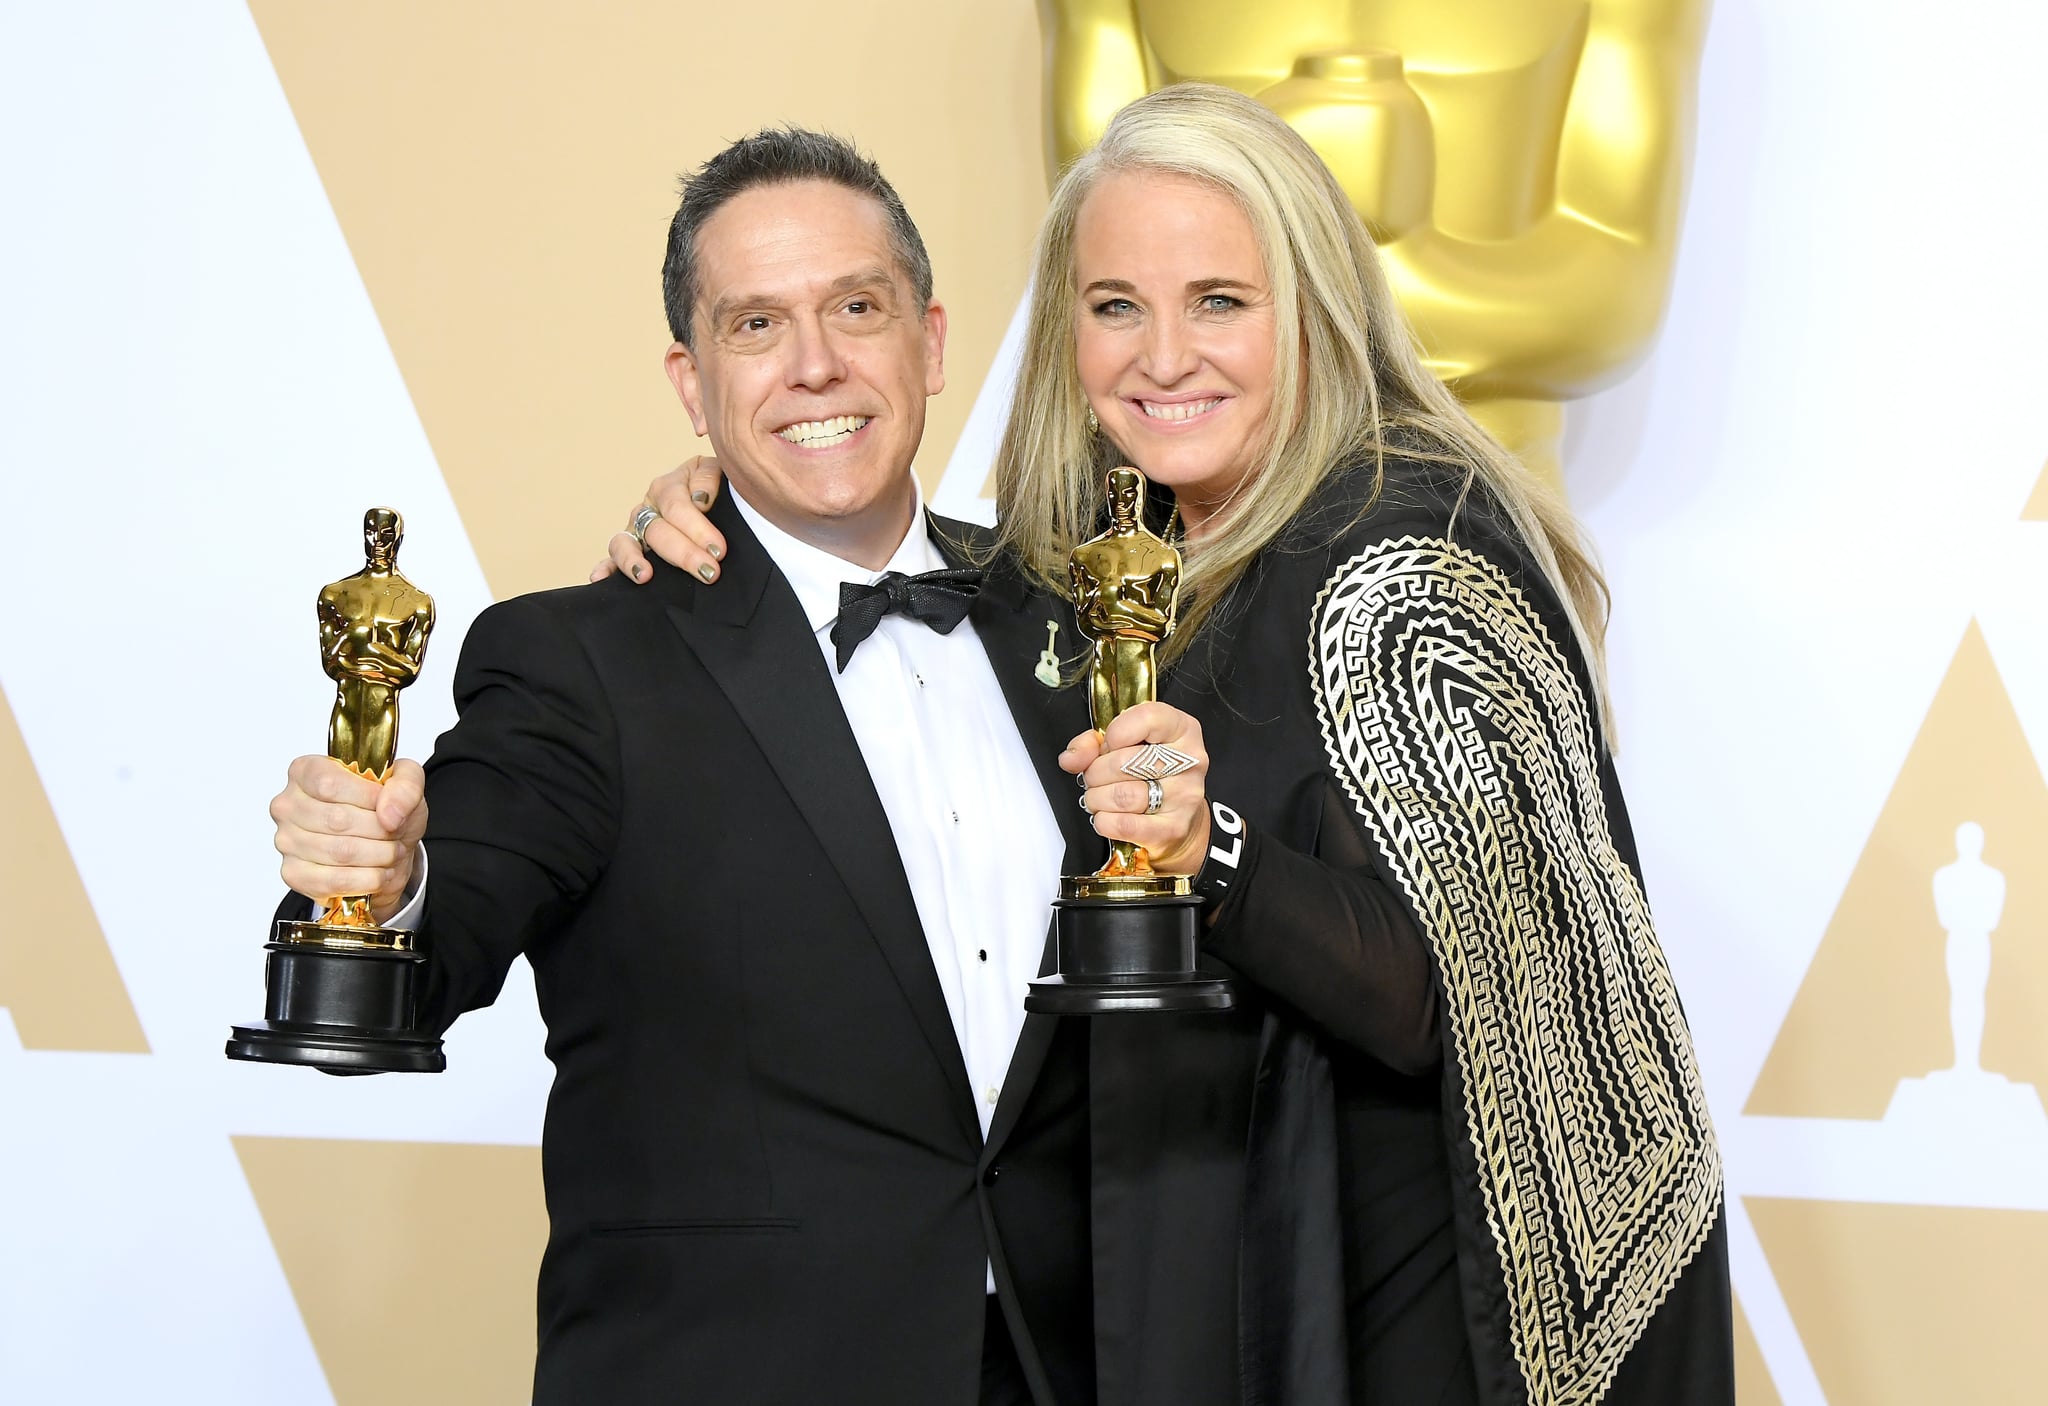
[1025,893,1234,1015]
[226,935,444,1075]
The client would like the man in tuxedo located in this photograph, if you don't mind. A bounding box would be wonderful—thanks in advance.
[267,129,1101,1405]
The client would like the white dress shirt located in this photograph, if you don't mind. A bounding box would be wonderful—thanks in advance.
[376,488,1067,1291]
[729,492,1067,1141]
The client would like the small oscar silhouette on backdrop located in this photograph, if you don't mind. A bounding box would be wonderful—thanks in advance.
[1027,468,1232,1014]
[1884,820,2045,1132]
[227,507,446,1073]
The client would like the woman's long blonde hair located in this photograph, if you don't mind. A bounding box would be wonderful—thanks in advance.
[989,83,1611,698]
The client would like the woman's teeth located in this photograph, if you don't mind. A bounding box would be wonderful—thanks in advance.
[777,415,871,447]
[1139,398,1222,422]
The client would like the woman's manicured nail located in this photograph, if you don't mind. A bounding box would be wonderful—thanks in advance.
[708,542,723,560]
[692,491,711,508]
[631,565,645,581]
[697,563,717,582]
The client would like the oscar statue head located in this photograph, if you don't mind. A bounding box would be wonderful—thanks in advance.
[1106,465,1145,528]
[363,507,404,567]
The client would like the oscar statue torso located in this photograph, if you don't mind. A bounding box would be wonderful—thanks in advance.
[319,562,433,783]
[1043,0,1707,483]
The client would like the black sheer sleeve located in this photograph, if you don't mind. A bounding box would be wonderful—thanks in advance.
[1199,781,1439,1076]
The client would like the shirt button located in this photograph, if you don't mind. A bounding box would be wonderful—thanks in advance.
[978,950,987,962]
[915,672,925,687]
[986,1086,1000,1105]
[951,810,960,824]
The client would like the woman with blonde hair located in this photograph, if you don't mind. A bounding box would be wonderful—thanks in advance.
[608,83,1730,1406]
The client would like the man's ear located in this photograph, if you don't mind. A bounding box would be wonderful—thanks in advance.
[664,341,709,436]
[922,299,948,398]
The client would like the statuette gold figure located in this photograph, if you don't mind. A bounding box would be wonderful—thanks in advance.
[1041,0,1709,484]
[226,506,446,1073]
[1066,466,1188,899]
[1028,466,1226,1012]
[310,507,435,937]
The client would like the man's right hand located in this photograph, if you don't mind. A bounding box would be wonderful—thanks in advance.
[269,756,428,925]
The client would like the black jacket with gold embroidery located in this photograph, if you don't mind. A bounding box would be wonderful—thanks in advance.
[1099,455,1731,1406]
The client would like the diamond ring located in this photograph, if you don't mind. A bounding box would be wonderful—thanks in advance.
[1120,743,1198,782]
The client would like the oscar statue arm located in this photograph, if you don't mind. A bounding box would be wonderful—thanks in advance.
[394,595,437,676]
[405,595,622,1033]
[1112,583,1173,637]
[1131,559,1180,636]
[407,595,437,666]
[1040,0,1149,178]
[1387,0,1710,399]
[316,592,350,684]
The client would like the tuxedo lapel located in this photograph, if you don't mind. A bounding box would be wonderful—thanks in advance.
[663,501,978,1144]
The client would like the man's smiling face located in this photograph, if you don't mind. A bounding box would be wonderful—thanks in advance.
[666,179,946,564]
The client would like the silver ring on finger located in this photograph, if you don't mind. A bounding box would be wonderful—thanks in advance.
[1079,792,1092,814]
[1144,778,1165,815]
[1121,743,1198,782]
[630,503,660,547]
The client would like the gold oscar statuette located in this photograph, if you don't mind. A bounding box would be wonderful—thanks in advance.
[226,508,448,1074]
[1026,468,1233,1015]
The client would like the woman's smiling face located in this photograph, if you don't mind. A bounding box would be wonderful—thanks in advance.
[1071,169,1280,526]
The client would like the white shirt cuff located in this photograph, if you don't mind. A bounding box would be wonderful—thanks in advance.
[305,843,429,928]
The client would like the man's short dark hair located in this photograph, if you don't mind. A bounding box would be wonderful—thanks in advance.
[662,128,935,349]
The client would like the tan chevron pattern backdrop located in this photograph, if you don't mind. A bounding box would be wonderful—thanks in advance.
[2,4,2046,1403]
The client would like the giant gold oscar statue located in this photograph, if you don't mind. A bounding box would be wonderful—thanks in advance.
[1040,0,1709,483]
[1026,468,1232,1014]
[227,508,447,1074]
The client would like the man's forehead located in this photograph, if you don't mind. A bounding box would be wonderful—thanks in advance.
[695,181,904,299]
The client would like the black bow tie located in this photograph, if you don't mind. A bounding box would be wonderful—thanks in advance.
[830,567,984,672]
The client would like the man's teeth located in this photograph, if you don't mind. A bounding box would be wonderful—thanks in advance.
[777,415,871,447]
[1140,399,1222,422]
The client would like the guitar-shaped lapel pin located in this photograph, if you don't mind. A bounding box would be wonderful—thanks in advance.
[1033,620,1063,688]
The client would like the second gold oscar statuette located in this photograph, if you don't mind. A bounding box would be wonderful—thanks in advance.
[1025,468,1233,1015]
[226,508,448,1074]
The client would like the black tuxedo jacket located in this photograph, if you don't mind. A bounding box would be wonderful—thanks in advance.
[337,499,1105,1404]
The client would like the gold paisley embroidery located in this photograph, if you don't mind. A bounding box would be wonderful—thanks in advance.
[1310,537,1721,1406]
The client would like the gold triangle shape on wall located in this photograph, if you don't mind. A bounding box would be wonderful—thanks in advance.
[0,683,147,1052]
[248,0,1046,602]
[1732,1293,1783,1406]
[1747,1196,2048,1405]
[234,1136,546,1406]
[2023,458,2048,521]
[1746,620,2048,1117]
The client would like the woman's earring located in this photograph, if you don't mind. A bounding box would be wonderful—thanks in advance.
[1085,405,1099,434]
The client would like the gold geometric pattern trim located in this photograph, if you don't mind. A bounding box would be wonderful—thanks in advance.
[1311,537,1722,1406]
